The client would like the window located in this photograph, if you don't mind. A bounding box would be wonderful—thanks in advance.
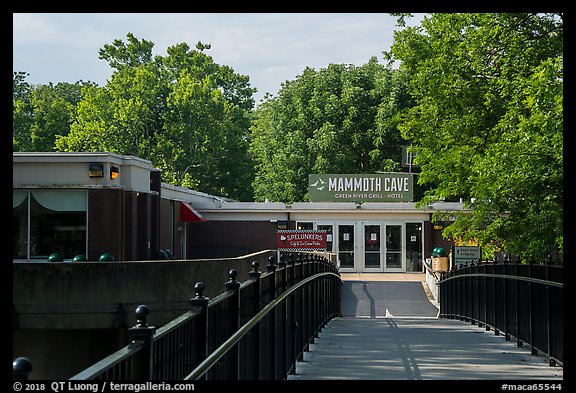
[296,222,313,230]
[13,190,87,261]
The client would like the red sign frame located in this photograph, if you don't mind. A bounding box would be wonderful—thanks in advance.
[276,230,327,251]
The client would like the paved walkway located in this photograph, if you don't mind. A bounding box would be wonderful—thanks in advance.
[288,273,563,380]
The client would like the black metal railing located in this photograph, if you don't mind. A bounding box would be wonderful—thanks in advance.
[54,252,342,381]
[438,256,563,366]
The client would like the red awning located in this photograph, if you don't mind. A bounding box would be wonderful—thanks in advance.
[179,201,206,222]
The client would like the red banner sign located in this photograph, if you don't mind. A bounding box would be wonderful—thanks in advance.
[276,230,327,251]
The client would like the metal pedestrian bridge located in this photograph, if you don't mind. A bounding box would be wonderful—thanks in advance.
[288,274,562,380]
[13,254,563,382]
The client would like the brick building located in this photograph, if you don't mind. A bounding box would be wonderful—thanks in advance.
[13,152,461,271]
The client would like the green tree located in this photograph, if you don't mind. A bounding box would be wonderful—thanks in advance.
[13,72,88,152]
[250,59,413,203]
[387,13,563,261]
[56,34,255,201]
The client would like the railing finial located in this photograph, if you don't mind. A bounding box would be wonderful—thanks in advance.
[135,305,150,327]
[249,261,261,279]
[194,282,205,299]
[267,255,276,272]
[13,357,32,380]
[226,269,240,291]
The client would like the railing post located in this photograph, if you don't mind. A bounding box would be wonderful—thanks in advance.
[502,256,510,340]
[127,305,156,380]
[190,282,209,378]
[545,254,555,366]
[277,253,287,378]
[267,255,276,273]
[528,256,536,356]
[265,255,277,380]
[287,253,297,375]
[249,261,262,379]
[483,259,489,330]
[515,255,523,348]
[13,357,32,381]
[225,269,241,380]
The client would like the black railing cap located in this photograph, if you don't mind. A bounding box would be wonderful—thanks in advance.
[13,357,32,380]
[249,261,261,279]
[194,282,205,299]
[226,269,240,290]
[135,305,150,327]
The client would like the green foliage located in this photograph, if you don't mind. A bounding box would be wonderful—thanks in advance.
[13,72,89,152]
[250,59,413,203]
[388,13,563,261]
[54,34,256,201]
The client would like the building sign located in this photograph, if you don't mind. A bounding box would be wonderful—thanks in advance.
[277,230,327,251]
[452,246,482,264]
[308,173,413,202]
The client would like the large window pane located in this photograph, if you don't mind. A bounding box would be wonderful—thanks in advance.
[29,191,87,260]
[13,191,29,259]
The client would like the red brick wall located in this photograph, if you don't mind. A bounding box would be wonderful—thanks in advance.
[88,188,155,261]
[88,189,122,261]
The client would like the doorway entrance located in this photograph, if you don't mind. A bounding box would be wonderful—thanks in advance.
[300,221,423,273]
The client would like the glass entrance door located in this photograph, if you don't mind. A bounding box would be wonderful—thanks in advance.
[338,224,355,269]
[406,222,423,272]
[363,224,382,271]
[385,224,403,271]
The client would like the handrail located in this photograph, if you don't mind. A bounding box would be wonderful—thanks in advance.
[438,261,563,366]
[438,272,563,288]
[70,342,145,380]
[184,271,341,380]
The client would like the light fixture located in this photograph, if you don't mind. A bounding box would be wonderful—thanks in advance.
[89,163,104,177]
[110,165,119,179]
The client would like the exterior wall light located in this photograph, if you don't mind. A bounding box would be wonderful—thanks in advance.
[110,165,120,179]
[89,163,104,177]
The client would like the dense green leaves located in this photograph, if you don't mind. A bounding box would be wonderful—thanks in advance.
[250,59,413,203]
[53,34,256,201]
[387,13,563,260]
[13,72,89,152]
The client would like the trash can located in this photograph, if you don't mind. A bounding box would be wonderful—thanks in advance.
[431,247,449,272]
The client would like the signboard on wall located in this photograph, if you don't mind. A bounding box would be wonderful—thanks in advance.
[277,230,327,251]
[452,246,482,264]
[308,173,413,202]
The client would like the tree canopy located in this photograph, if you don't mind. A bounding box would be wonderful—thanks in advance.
[53,33,256,200]
[250,58,415,203]
[13,72,90,152]
[387,13,563,260]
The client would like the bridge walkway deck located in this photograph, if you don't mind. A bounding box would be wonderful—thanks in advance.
[288,273,563,380]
